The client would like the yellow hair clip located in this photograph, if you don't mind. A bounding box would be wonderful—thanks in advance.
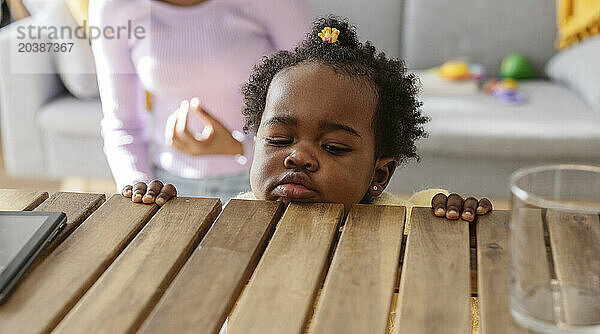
[318,27,340,44]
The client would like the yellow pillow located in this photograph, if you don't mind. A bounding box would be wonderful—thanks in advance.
[65,0,88,35]
[557,0,600,49]
[65,0,154,110]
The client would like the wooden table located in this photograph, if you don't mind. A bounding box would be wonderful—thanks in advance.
[0,189,576,334]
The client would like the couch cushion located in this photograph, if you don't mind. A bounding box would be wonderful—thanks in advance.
[37,95,103,138]
[34,2,99,99]
[41,129,112,179]
[402,0,557,76]
[419,80,600,160]
[546,35,600,113]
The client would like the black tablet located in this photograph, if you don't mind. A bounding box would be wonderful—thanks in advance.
[0,211,66,304]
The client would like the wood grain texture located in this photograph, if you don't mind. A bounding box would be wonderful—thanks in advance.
[16,192,107,285]
[0,194,158,334]
[393,207,470,334]
[546,210,600,325]
[139,199,284,334]
[477,211,536,334]
[228,202,344,334]
[53,198,221,334]
[0,189,48,210]
[310,204,405,334]
[34,192,106,255]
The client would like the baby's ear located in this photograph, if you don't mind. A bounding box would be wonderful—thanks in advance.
[369,158,397,197]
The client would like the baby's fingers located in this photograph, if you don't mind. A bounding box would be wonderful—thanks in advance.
[156,184,177,206]
[132,182,147,203]
[477,198,493,215]
[446,193,463,220]
[431,193,447,217]
[461,197,478,222]
[143,180,164,204]
[122,185,133,198]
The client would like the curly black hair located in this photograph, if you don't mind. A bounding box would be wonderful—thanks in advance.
[241,15,428,163]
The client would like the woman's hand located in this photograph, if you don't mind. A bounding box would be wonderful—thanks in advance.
[165,98,244,156]
[431,193,492,222]
[122,180,177,206]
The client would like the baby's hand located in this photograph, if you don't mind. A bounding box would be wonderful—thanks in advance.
[121,180,177,206]
[431,193,492,222]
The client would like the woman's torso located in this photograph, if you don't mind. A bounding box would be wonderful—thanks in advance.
[129,0,280,178]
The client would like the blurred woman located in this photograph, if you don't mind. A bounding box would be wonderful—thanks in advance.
[90,0,311,201]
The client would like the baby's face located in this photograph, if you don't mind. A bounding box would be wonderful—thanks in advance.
[250,62,390,210]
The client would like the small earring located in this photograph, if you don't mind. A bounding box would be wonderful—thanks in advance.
[372,185,378,191]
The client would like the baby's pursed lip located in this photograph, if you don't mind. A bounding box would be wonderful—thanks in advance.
[277,172,316,189]
[272,172,318,199]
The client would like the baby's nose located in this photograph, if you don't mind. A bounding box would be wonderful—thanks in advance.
[283,148,318,172]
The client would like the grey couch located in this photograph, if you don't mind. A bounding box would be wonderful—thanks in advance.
[0,2,109,180]
[1,0,599,197]
[393,0,600,197]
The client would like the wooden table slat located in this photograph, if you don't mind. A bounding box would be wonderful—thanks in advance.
[393,207,471,334]
[34,192,106,256]
[52,197,221,334]
[477,210,536,334]
[546,210,600,325]
[310,204,405,334]
[0,189,49,210]
[0,194,158,334]
[228,202,344,334]
[138,199,284,334]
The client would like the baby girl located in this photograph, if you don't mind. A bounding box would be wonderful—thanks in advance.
[122,16,492,221]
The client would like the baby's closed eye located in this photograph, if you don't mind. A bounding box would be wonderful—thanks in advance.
[265,137,293,146]
[322,143,352,155]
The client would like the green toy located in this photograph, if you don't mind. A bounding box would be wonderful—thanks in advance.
[500,53,536,80]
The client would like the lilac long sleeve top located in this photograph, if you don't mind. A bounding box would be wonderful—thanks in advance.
[89,0,312,190]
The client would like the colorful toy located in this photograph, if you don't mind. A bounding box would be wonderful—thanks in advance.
[439,61,470,80]
[468,63,486,80]
[484,78,527,105]
[500,53,536,79]
[435,61,486,81]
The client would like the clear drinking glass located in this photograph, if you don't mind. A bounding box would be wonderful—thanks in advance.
[510,165,600,333]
